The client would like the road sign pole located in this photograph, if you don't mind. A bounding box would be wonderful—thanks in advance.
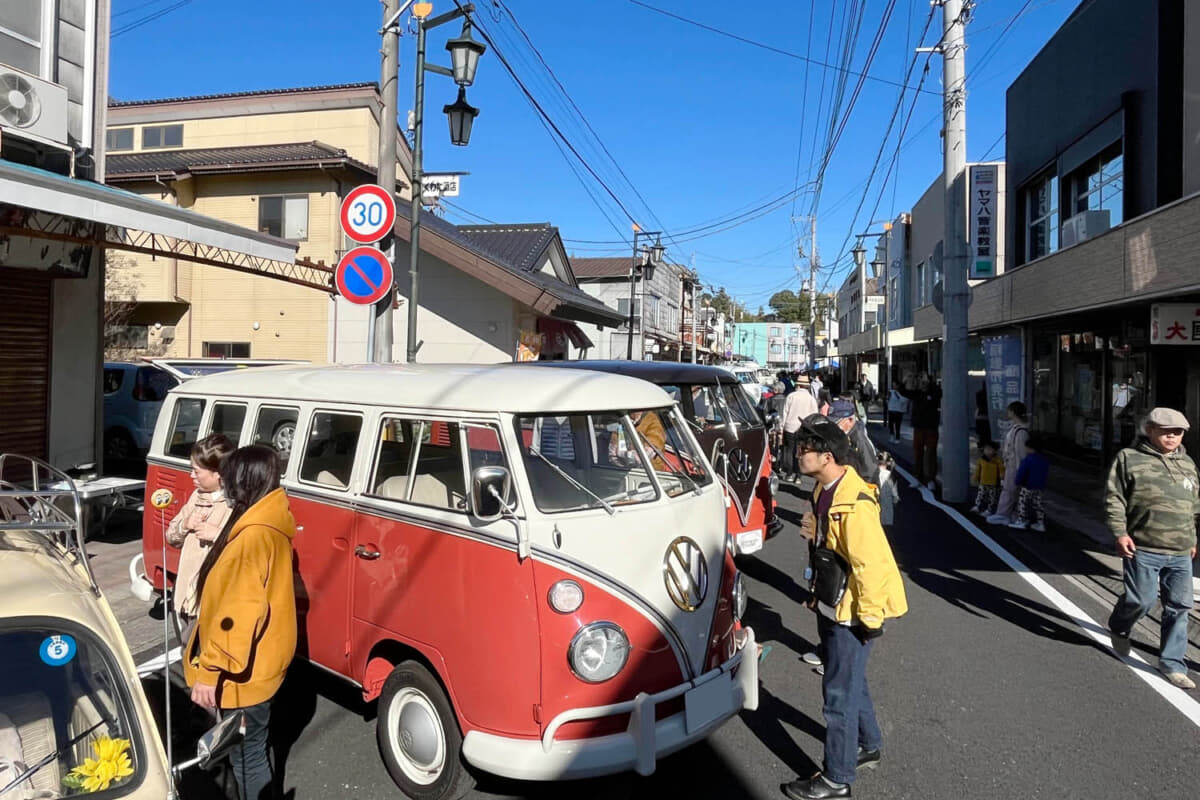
[375,0,400,364]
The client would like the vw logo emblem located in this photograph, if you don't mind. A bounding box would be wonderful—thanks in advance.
[728,448,754,482]
[663,536,709,612]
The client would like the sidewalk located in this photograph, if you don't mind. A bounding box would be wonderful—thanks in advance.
[865,408,1200,657]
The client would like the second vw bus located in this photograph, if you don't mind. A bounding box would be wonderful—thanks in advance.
[133,363,758,799]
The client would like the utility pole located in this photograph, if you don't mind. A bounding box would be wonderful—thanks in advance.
[373,0,401,363]
[809,215,818,372]
[932,0,969,501]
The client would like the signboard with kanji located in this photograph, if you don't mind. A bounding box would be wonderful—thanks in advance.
[1150,303,1200,345]
[969,164,997,279]
[983,335,1023,442]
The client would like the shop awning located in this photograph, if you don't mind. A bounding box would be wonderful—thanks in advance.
[0,160,297,263]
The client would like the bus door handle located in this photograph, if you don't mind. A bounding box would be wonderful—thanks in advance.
[354,545,381,561]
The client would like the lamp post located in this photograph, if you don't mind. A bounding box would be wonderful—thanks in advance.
[406,2,486,363]
[626,227,663,360]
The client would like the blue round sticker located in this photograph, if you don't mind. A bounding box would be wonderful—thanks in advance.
[39,634,77,667]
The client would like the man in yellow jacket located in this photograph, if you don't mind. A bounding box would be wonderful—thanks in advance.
[783,416,908,800]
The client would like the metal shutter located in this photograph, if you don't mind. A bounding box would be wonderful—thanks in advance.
[0,268,52,459]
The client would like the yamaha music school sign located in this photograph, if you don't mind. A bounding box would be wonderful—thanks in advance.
[969,164,1001,279]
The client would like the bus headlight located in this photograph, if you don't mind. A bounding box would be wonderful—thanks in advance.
[732,571,748,622]
[568,622,630,683]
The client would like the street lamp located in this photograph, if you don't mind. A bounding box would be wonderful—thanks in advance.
[406,4,486,363]
[626,227,664,360]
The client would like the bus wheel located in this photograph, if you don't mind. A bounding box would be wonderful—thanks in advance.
[376,660,475,800]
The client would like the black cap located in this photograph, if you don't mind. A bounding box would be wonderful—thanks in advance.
[799,413,851,464]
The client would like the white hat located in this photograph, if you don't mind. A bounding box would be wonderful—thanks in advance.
[1145,407,1189,430]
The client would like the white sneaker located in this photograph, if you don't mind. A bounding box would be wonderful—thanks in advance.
[986,514,1010,525]
[1009,520,1028,530]
[1030,521,1046,532]
[1163,671,1196,690]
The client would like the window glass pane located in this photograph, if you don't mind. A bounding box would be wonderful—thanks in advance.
[465,424,515,507]
[252,406,299,470]
[690,385,724,426]
[636,409,711,497]
[163,124,183,147]
[410,421,466,510]
[142,126,161,148]
[371,418,413,499]
[259,197,283,237]
[514,413,660,513]
[720,383,761,426]
[103,368,124,394]
[300,412,362,489]
[105,128,133,151]
[168,398,206,458]
[0,34,40,73]
[1103,152,1123,182]
[210,403,246,442]
[283,196,308,240]
[0,624,145,796]
[134,367,175,402]
[231,342,250,358]
[2,5,42,41]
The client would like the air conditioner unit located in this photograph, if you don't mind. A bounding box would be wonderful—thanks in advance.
[0,64,70,149]
[1061,210,1111,248]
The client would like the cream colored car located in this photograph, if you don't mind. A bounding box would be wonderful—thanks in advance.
[0,454,231,800]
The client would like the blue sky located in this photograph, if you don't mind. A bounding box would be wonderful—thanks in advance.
[109,0,1076,309]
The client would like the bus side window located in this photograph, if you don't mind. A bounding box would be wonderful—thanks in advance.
[299,412,363,490]
[464,424,515,507]
[251,406,299,474]
[167,398,205,458]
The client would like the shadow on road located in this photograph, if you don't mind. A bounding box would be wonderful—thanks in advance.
[740,686,822,784]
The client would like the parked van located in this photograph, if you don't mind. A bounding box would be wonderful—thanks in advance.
[727,362,765,405]
[524,361,782,555]
[134,364,758,798]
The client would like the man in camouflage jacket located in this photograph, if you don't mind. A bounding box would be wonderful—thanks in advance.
[1106,407,1200,690]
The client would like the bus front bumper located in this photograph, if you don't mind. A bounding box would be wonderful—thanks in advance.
[461,628,759,781]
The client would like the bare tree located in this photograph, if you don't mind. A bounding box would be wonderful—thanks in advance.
[104,251,166,361]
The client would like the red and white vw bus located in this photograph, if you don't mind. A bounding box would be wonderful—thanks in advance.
[133,364,758,798]
[524,361,782,556]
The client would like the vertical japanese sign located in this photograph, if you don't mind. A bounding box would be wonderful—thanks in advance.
[983,335,1023,442]
[1150,303,1200,344]
[969,164,997,279]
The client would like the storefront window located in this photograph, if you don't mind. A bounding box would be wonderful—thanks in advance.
[1031,333,1059,438]
[1109,326,1148,449]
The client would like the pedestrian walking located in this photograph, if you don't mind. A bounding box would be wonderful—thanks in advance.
[165,433,235,646]
[780,377,819,482]
[186,445,298,800]
[885,388,908,443]
[782,416,908,800]
[969,440,1004,516]
[1106,407,1199,690]
[825,399,880,485]
[876,451,900,529]
[898,373,942,490]
[987,402,1030,525]
[1008,436,1049,531]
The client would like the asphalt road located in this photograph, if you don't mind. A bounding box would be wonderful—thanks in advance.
[90,470,1200,800]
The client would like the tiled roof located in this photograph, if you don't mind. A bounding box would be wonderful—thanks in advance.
[106,142,375,178]
[399,208,625,327]
[571,257,632,279]
[108,82,378,108]
[457,223,558,273]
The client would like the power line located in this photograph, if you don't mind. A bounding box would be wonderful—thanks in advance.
[980,130,1005,161]
[112,0,193,37]
[624,0,938,96]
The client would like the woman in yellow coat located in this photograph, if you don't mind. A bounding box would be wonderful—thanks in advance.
[185,445,297,800]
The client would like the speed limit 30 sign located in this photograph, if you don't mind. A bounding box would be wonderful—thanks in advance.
[340,184,397,244]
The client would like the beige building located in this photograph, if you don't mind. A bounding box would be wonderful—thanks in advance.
[105,83,409,363]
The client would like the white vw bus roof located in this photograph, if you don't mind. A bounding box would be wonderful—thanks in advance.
[170,363,674,414]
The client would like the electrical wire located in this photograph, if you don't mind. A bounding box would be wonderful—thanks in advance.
[112,0,193,37]
[624,0,938,96]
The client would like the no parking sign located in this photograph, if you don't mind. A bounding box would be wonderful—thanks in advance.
[340,184,396,244]
[336,247,394,306]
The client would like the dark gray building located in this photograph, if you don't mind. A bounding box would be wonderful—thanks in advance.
[972,0,1200,467]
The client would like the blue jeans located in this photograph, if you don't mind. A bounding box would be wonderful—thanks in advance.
[818,615,882,785]
[228,700,273,800]
[1108,549,1195,675]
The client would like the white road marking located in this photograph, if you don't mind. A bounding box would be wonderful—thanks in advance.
[136,645,181,677]
[894,464,1200,729]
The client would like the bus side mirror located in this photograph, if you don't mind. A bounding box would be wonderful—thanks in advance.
[471,466,513,523]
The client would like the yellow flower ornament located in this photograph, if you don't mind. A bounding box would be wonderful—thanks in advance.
[68,736,134,793]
